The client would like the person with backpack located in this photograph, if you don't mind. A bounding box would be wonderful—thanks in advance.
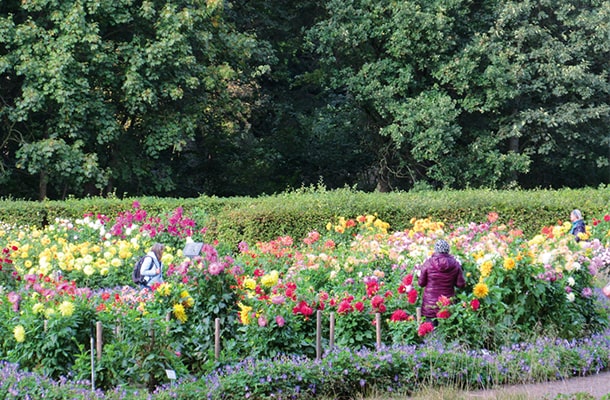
[135,243,165,289]
[569,209,587,242]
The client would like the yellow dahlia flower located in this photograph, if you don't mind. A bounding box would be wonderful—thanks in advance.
[59,301,75,317]
[503,257,516,270]
[261,271,279,287]
[32,303,45,315]
[238,303,253,325]
[13,325,25,343]
[480,260,493,278]
[173,303,188,323]
[243,278,256,290]
[473,282,489,299]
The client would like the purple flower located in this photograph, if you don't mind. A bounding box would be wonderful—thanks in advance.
[7,291,20,312]
[208,262,224,276]
[238,241,249,252]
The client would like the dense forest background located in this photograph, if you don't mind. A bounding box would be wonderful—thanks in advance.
[1,0,609,200]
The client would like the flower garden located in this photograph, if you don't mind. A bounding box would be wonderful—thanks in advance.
[1,202,610,398]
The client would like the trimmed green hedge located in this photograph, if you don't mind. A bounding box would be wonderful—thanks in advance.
[2,186,609,245]
[208,186,610,243]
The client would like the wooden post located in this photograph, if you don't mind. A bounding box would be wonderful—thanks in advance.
[316,310,322,360]
[329,312,335,350]
[90,323,95,392]
[214,318,220,360]
[375,313,381,349]
[96,321,103,361]
[416,307,421,324]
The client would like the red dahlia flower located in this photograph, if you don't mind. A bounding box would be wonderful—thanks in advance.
[402,274,414,286]
[407,289,418,304]
[390,309,409,322]
[418,321,434,337]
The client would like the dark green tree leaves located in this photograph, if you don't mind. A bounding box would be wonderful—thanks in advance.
[1,0,267,199]
[1,0,608,199]
[441,0,610,188]
[306,0,610,190]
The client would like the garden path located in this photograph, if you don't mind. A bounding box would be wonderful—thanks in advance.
[463,371,610,399]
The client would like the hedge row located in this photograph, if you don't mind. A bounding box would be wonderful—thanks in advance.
[1,186,609,245]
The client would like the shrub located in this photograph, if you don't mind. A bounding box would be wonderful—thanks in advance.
[1,200,610,395]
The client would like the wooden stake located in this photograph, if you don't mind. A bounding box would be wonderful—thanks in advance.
[90,322,95,392]
[214,318,220,360]
[96,321,102,361]
[329,312,335,350]
[316,310,322,360]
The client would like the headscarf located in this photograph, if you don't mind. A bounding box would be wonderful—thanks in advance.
[434,239,450,254]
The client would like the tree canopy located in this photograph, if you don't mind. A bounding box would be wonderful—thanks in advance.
[305,0,610,190]
[1,0,267,199]
[1,0,609,199]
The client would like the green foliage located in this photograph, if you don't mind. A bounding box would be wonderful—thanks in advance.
[438,0,610,189]
[234,312,318,360]
[333,311,377,349]
[386,318,421,345]
[1,336,610,398]
[169,255,241,374]
[1,199,610,397]
[208,186,610,243]
[1,0,609,199]
[305,0,610,191]
[0,0,268,200]
[2,294,96,379]
[1,187,610,245]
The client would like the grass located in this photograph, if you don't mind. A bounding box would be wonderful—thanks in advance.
[107,382,608,400]
[334,381,609,400]
[351,388,599,400]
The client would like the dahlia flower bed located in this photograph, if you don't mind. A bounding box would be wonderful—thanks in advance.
[0,202,610,397]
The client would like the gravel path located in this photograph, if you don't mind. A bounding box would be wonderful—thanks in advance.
[463,371,610,399]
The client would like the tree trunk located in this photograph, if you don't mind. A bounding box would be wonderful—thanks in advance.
[39,170,48,201]
[509,136,520,182]
[375,165,391,192]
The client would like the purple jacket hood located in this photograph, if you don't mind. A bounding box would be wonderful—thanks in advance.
[417,253,466,318]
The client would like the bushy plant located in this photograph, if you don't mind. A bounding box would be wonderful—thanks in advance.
[230,212,610,352]
[590,213,610,245]
[0,243,20,291]
[0,275,97,378]
[1,202,610,395]
[162,246,241,372]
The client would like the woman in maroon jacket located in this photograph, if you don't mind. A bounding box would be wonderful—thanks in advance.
[418,239,466,324]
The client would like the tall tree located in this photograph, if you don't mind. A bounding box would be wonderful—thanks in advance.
[221,0,376,195]
[440,0,610,188]
[0,0,266,199]
[305,0,610,190]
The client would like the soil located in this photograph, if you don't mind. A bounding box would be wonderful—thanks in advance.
[462,371,610,399]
